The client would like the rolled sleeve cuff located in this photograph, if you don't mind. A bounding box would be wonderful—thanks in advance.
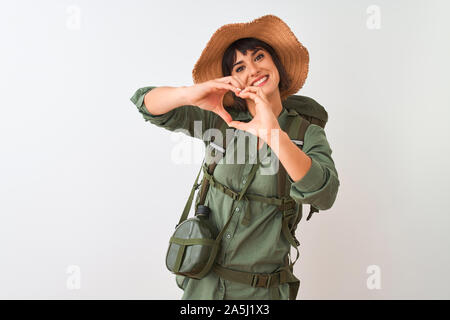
[288,157,325,192]
[130,86,174,122]
[130,87,151,109]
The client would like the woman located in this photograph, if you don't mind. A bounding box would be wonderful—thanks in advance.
[130,15,340,300]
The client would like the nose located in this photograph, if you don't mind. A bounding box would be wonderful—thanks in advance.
[247,63,260,76]
[247,64,261,84]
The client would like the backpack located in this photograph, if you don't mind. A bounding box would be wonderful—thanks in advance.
[171,94,328,299]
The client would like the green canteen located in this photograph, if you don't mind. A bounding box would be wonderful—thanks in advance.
[166,205,219,279]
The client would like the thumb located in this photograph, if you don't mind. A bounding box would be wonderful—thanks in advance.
[216,107,232,124]
[228,120,246,131]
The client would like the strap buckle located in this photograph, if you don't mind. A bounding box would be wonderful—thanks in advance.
[282,198,296,209]
[224,188,240,201]
[281,199,296,217]
[251,273,273,289]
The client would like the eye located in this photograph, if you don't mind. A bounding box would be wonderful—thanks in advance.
[235,53,264,73]
[255,53,264,61]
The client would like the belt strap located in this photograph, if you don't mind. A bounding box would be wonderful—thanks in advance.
[212,263,300,300]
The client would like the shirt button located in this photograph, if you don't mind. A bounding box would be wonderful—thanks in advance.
[226,234,231,239]
[235,207,240,212]
[242,179,247,185]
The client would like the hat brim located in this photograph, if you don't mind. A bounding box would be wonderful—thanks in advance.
[192,14,309,107]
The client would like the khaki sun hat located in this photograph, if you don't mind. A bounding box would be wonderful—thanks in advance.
[192,14,309,107]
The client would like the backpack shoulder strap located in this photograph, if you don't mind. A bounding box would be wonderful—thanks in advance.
[279,108,318,226]
[278,108,310,201]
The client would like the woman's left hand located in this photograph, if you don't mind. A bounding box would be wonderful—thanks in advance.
[227,86,281,149]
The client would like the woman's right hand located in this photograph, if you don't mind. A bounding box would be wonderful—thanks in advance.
[185,76,244,124]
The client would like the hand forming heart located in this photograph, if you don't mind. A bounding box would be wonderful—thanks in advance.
[227,86,282,150]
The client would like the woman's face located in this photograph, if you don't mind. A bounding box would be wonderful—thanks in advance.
[230,48,280,95]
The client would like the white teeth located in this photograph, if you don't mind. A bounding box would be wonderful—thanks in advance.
[253,76,268,86]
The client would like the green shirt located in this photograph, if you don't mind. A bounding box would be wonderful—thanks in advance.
[130,86,340,299]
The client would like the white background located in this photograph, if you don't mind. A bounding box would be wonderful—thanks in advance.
[1,0,449,299]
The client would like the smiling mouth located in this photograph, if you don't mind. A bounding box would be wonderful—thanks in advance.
[252,75,269,86]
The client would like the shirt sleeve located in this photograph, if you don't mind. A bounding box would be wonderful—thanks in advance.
[287,124,340,211]
[129,86,218,141]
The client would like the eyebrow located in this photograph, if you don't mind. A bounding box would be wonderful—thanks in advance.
[232,49,262,68]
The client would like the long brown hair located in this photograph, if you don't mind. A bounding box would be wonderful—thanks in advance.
[221,37,291,112]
